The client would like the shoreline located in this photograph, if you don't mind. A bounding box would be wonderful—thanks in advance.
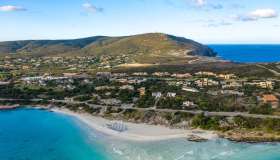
[51,107,218,142]
[2,105,280,143]
[0,105,19,110]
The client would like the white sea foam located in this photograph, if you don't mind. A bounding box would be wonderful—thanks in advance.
[174,150,194,160]
[112,147,124,155]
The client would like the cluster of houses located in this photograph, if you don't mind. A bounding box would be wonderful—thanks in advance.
[111,77,148,85]
[0,68,278,110]
[95,85,135,91]
[21,76,68,82]
[150,92,195,108]
[19,73,91,90]
[245,81,274,89]
[96,55,132,69]
[91,71,280,109]
[0,54,279,112]
[151,92,176,98]
[0,56,101,71]
[0,55,134,72]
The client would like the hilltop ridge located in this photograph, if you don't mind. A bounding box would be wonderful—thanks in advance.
[0,33,216,64]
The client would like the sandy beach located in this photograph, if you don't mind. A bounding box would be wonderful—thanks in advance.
[52,108,217,142]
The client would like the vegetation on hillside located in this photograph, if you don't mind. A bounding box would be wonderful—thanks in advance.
[0,33,216,64]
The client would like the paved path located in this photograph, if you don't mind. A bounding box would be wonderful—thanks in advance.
[1,98,280,120]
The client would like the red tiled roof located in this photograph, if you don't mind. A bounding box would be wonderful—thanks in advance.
[262,95,279,102]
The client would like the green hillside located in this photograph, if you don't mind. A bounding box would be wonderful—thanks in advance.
[0,33,216,63]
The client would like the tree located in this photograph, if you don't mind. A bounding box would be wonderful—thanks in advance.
[249,103,273,115]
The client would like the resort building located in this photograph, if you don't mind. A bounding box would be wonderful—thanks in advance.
[152,92,162,99]
[258,81,274,89]
[195,71,216,77]
[220,90,244,96]
[95,86,116,91]
[138,87,146,96]
[171,73,192,78]
[222,81,242,89]
[167,92,176,97]
[96,72,112,79]
[111,78,128,83]
[132,72,148,76]
[120,85,135,90]
[63,73,78,77]
[152,72,171,77]
[245,81,274,89]
[218,74,236,80]
[167,81,184,86]
[195,78,219,87]
[261,94,279,109]
[182,101,196,109]
[112,73,128,77]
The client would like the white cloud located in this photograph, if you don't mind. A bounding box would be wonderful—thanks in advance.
[236,8,278,21]
[191,0,223,10]
[206,20,232,27]
[0,5,26,12]
[82,2,103,13]
[195,0,206,6]
[249,9,278,19]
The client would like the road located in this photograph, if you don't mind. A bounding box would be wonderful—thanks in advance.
[1,98,280,120]
[257,64,280,76]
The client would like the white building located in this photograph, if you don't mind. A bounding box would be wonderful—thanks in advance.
[182,101,195,108]
[171,73,192,78]
[152,92,162,99]
[120,85,135,90]
[167,92,177,97]
[132,72,148,76]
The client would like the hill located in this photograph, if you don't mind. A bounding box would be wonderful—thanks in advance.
[0,33,216,63]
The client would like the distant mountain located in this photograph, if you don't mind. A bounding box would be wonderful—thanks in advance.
[0,36,107,57]
[0,33,216,63]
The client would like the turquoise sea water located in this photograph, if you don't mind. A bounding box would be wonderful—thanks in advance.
[209,45,280,63]
[1,108,280,160]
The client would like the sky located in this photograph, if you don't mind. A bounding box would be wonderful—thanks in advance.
[0,0,279,43]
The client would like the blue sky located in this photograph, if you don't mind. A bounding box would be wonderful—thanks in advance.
[0,0,279,43]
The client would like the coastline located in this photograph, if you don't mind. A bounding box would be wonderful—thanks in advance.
[0,105,19,110]
[2,104,280,143]
[219,130,280,143]
[51,107,218,142]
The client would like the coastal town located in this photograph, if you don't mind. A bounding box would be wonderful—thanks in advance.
[1,56,280,142]
[0,55,133,73]
[0,34,280,143]
[1,64,279,111]
[1,0,280,159]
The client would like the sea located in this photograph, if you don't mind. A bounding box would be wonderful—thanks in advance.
[208,45,280,63]
[1,108,280,160]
